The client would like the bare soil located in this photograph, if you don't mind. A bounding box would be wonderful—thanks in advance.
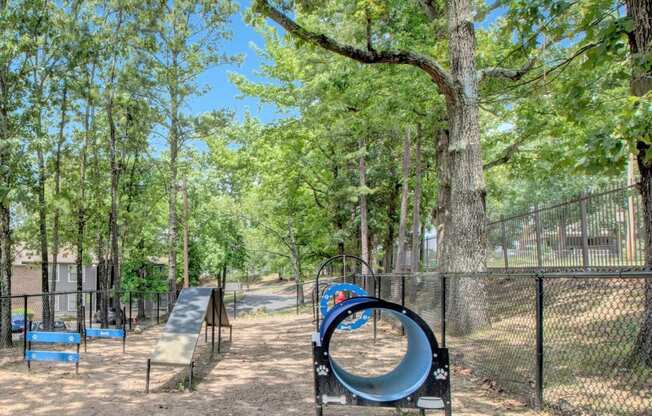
[0,313,542,416]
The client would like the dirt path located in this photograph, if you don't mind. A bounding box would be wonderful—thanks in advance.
[0,313,540,416]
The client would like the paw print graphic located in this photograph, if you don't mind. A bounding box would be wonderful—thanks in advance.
[433,368,448,380]
[316,365,329,376]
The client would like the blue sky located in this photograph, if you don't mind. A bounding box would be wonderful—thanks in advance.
[187,0,278,124]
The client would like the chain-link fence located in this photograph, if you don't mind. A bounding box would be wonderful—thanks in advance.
[356,271,652,416]
[0,289,172,351]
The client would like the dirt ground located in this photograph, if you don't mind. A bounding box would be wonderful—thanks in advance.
[0,313,542,416]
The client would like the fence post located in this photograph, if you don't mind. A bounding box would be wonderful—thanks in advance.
[156,293,160,324]
[89,293,93,328]
[128,292,133,331]
[534,205,544,267]
[535,272,544,410]
[441,274,447,348]
[500,215,509,268]
[580,192,590,269]
[23,295,28,359]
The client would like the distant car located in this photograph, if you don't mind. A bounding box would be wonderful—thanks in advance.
[94,308,122,325]
[11,316,26,333]
[30,320,68,332]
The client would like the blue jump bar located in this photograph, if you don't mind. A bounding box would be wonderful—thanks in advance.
[27,331,81,344]
[85,328,124,338]
[26,350,80,363]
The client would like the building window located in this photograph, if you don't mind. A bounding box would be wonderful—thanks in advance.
[55,295,60,312]
[68,265,76,283]
[68,294,76,312]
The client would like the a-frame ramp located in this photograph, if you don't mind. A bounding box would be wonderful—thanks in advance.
[146,287,231,392]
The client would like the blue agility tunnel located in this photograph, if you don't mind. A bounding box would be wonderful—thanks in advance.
[313,297,451,415]
[319,283,371,331]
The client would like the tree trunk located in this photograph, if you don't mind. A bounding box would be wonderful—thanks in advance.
[627,0,652,367]
[395,130,411,274]
[0,200,11,347]
[288,217,304,304]
[182,179,189,288]
[37,147,52,329]
[359,137,370,274]
[0,29,12,347]
[167,79,179,311]
[97,234,109,328]
[107,92,122,325]
[411,131,423,273]
[441,0,489,334]
[52,83,68,323]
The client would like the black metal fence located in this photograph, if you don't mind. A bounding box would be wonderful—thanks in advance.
[0,289,173,350]
[356,271,652,416]
[422,183,648,270]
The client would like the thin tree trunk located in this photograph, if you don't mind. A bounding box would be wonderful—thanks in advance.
[0,200,11,347]
[395,130,411,274]
[107,89,122,325]
[52,83,68,322]
[37,147,52,329]
[411,130,423,273]
[167,76,179,311]
[182,178,189,288]
[0,23,13,347]
[287,216,304,304]
[359,137,370,274]
[627,0,652,367]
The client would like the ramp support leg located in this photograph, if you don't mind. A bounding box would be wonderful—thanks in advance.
[188,361,194,391]
[145,359,151,394]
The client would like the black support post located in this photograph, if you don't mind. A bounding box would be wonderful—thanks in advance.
[580,193,590,269]
[441,274,447,348]
[217,287,223,354]
[89,293,93,329]
[211,289,216,356]
[145,358,151,393]
[156,293,160,324]
[23,295,27,359]
[128,292,133,331]
[535,272,545,410]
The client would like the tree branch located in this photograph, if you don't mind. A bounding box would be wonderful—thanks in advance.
[416,0,439,21]
[483,135,529,170]
[479,57,537,82]
[253,0,456,99]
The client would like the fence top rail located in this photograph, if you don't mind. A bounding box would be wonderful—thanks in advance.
[356,269,652,279]
[0,289,171,301]
[487,182,638,225]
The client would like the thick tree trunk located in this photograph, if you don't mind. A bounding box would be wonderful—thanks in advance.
[442,0,489,335]
[359,137,370,274]
[627,0,652,367]
[395,130,411,274]
[411,131,423,273]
